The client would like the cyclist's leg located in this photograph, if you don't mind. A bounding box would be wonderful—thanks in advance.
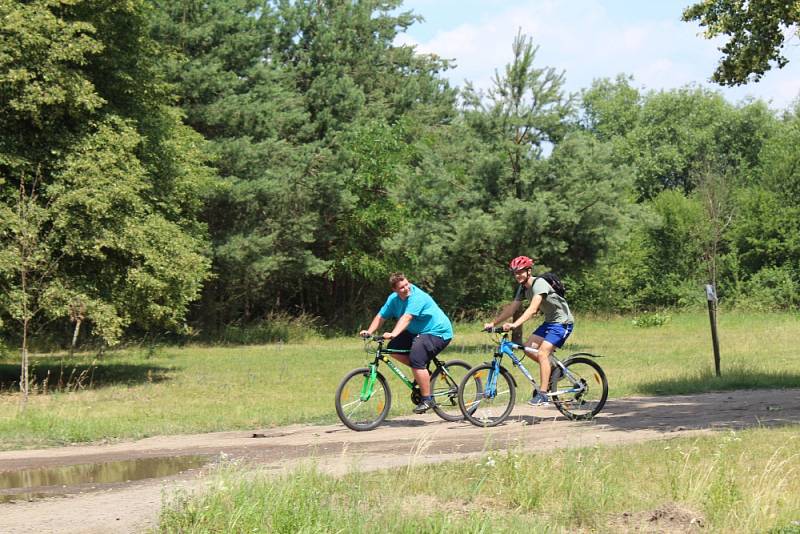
[386,331,415,366]
[410,334,450,397]
[534,339,555,393]
[528,323,573,393]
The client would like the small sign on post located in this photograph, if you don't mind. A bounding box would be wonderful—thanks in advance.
[706,284,721,377]
[705,284,716,302]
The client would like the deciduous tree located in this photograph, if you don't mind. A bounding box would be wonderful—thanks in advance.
[683,0,800,86]
[0,0,213,352]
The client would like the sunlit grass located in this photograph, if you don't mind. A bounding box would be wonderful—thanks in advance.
[158,426,800,533]
[1,310,798,449]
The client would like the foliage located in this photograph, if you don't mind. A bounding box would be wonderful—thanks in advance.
[150,0,457,328]
[729,188,800,284]
[580,74,641,142]
[633,190,707,308]
[683,0,800,85]
[0,0,213,349]
[735,266,798,311]
[2,1,800,343]
[620,87,767,200]
[631,312,671,328]
[421,31,630,314]
[461,29,572,201]
[212,312,323,344]
[573,81,791,312]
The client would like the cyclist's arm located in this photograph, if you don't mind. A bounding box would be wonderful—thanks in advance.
[385,313,413,339]
[360,314,385,337]
[504,293,543,330]
[486,300,521,327]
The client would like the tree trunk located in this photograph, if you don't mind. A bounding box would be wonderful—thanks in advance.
[69,318,82,358]
[20,318,29,409]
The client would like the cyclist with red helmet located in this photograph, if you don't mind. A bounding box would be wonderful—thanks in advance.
[483,255,574,406]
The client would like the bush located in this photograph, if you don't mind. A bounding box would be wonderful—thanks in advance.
[735,267,797,311]
[215,313,323,344]
[631,312,671,328]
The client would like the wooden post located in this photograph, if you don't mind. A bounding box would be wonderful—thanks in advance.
[705,284,721,377]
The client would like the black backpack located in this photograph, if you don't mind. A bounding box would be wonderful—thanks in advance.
[537,272,566,298]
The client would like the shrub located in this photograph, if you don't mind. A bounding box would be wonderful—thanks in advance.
[735,267,797,311]
[631,312,671,328]
[216,313,323,345]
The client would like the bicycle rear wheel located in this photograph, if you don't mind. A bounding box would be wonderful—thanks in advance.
[335,367,391,431]
[549,355,607,421]
[458,363,516,427]
[430,359,472,421]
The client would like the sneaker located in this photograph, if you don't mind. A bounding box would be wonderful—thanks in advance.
[528,391,550,406]
[413,398,435,414]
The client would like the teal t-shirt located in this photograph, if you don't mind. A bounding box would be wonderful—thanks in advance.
[379,284,453,340]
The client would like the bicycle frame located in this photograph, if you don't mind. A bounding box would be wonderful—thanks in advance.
[359,337,454,402]
[485,333,586,399]
[360,341,413,401]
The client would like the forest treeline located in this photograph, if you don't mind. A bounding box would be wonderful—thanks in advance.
[1,0,798,348]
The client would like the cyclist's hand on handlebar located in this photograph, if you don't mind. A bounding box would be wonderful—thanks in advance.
[381,332,395,340]
[502,322,515,332]
[482,322,494,332]
[359,331,385,342]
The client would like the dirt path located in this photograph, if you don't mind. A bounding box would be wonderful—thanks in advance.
[1,388,799,533]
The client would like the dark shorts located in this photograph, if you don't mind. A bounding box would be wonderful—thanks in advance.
[532,322,573,348]
[388,331,451,369]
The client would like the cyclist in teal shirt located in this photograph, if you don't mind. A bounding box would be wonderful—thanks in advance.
[360,273,453,414]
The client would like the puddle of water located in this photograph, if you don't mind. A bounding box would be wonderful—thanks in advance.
[0,454,209,503]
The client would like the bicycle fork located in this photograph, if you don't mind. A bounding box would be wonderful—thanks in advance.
[360,363,379,401]
[360,355,415,401]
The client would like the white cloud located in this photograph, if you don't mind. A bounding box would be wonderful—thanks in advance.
[396,0,799,110]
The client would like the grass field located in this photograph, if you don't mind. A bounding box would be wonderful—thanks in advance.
[1,310,799,450]
[158,427,800,533]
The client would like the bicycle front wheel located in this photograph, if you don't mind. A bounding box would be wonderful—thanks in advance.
[335,367,391,431]
[458,363,516,427]
[430,359,471,422]
[549,355,607,421]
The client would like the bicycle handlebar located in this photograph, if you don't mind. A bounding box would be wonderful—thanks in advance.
[483,326,507,334]
[361,334,385,342]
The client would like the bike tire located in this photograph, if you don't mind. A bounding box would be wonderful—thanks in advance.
[335,367,391,431]
[457,363,516,427]
[430,359,472,422]
[549,355,608,421]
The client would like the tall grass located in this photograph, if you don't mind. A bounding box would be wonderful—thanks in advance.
[1,311,798,449]
[158,427,800,533]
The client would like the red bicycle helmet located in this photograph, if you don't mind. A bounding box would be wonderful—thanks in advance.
[509,255,534,272]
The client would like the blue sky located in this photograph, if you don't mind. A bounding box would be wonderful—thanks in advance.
[394,0,800,111]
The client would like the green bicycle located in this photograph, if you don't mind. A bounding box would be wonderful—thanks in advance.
[335,335,473,431]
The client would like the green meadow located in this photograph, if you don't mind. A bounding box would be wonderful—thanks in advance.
[158,427,800,533]
[1,310,798,450]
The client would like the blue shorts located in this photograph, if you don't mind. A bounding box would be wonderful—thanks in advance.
[532,322,573,348]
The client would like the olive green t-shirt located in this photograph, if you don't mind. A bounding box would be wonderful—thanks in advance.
[513,277,574,324]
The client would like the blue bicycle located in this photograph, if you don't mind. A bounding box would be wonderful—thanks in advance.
[457,327,608,426]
